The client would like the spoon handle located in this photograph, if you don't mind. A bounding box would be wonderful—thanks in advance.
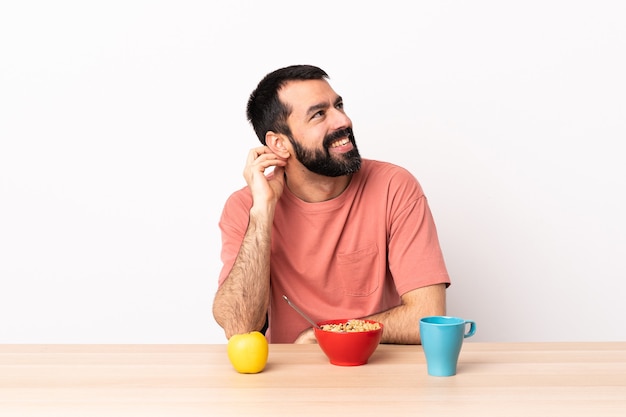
[282,295,321,329]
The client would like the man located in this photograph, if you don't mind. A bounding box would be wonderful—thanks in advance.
[213,65,450,344]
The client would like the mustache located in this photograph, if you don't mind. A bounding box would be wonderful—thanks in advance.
[323,127,354,148]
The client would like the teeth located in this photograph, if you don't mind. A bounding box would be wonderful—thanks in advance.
[330,138,350,148]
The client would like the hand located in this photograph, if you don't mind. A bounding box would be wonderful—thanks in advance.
[293,328,317,344]
[243,146,288,208]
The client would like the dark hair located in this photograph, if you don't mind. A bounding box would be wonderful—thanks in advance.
[246,65,329,144]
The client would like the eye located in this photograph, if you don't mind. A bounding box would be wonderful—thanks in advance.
[311,110,325,119]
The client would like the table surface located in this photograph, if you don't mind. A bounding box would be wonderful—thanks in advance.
[1,342,625,417]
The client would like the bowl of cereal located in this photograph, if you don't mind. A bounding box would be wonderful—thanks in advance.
[314,319,383,366]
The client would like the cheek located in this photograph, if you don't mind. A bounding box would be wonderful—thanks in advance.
[290,131,316,149]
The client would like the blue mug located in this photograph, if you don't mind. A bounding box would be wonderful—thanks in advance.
[419,316,476,377]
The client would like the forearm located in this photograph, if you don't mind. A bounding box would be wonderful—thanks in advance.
[365,284,447,344]
[213,208,273,338]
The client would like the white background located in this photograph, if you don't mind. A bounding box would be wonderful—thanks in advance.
[1,1,625,343]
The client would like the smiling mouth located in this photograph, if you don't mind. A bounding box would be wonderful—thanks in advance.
[329,137,350,148]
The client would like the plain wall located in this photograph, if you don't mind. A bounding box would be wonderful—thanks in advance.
[1,1,625,343]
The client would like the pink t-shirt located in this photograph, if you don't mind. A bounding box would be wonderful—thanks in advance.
[218,159,450,343]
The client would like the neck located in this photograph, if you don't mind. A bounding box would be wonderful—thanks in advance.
[284,166,352,203]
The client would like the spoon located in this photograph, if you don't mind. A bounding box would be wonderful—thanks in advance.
[282,295,321,329]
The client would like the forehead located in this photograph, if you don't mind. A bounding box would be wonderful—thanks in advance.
[278,79,339,115]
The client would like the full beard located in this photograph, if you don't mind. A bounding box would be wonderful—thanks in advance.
[288,127,362,177]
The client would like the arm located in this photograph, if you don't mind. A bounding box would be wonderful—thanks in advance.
[365,283,446,344]
[212,146,287,339]
[293,284,446,344]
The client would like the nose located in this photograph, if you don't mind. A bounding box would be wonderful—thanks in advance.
[330,107,351,130]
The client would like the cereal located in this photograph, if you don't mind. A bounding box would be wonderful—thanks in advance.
[320,319,381,332]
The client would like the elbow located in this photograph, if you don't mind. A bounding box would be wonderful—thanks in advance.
[212,292,233,339]
[212,292,266,339]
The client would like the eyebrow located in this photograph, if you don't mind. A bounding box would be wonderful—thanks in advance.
[305,95,343,118]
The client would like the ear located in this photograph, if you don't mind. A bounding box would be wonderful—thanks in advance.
[265,131,291,158]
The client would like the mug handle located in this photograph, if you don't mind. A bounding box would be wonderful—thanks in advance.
[464,320,476,338]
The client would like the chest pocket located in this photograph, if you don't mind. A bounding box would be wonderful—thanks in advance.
[336,244,380,296]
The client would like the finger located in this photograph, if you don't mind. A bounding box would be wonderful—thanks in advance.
[252,146,276,158]
[247,147,266,163]
[249,153,287,171]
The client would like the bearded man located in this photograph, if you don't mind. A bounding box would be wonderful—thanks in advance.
[213,65,450,344]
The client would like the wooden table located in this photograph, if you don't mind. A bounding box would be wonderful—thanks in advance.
[1,342,625,416]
